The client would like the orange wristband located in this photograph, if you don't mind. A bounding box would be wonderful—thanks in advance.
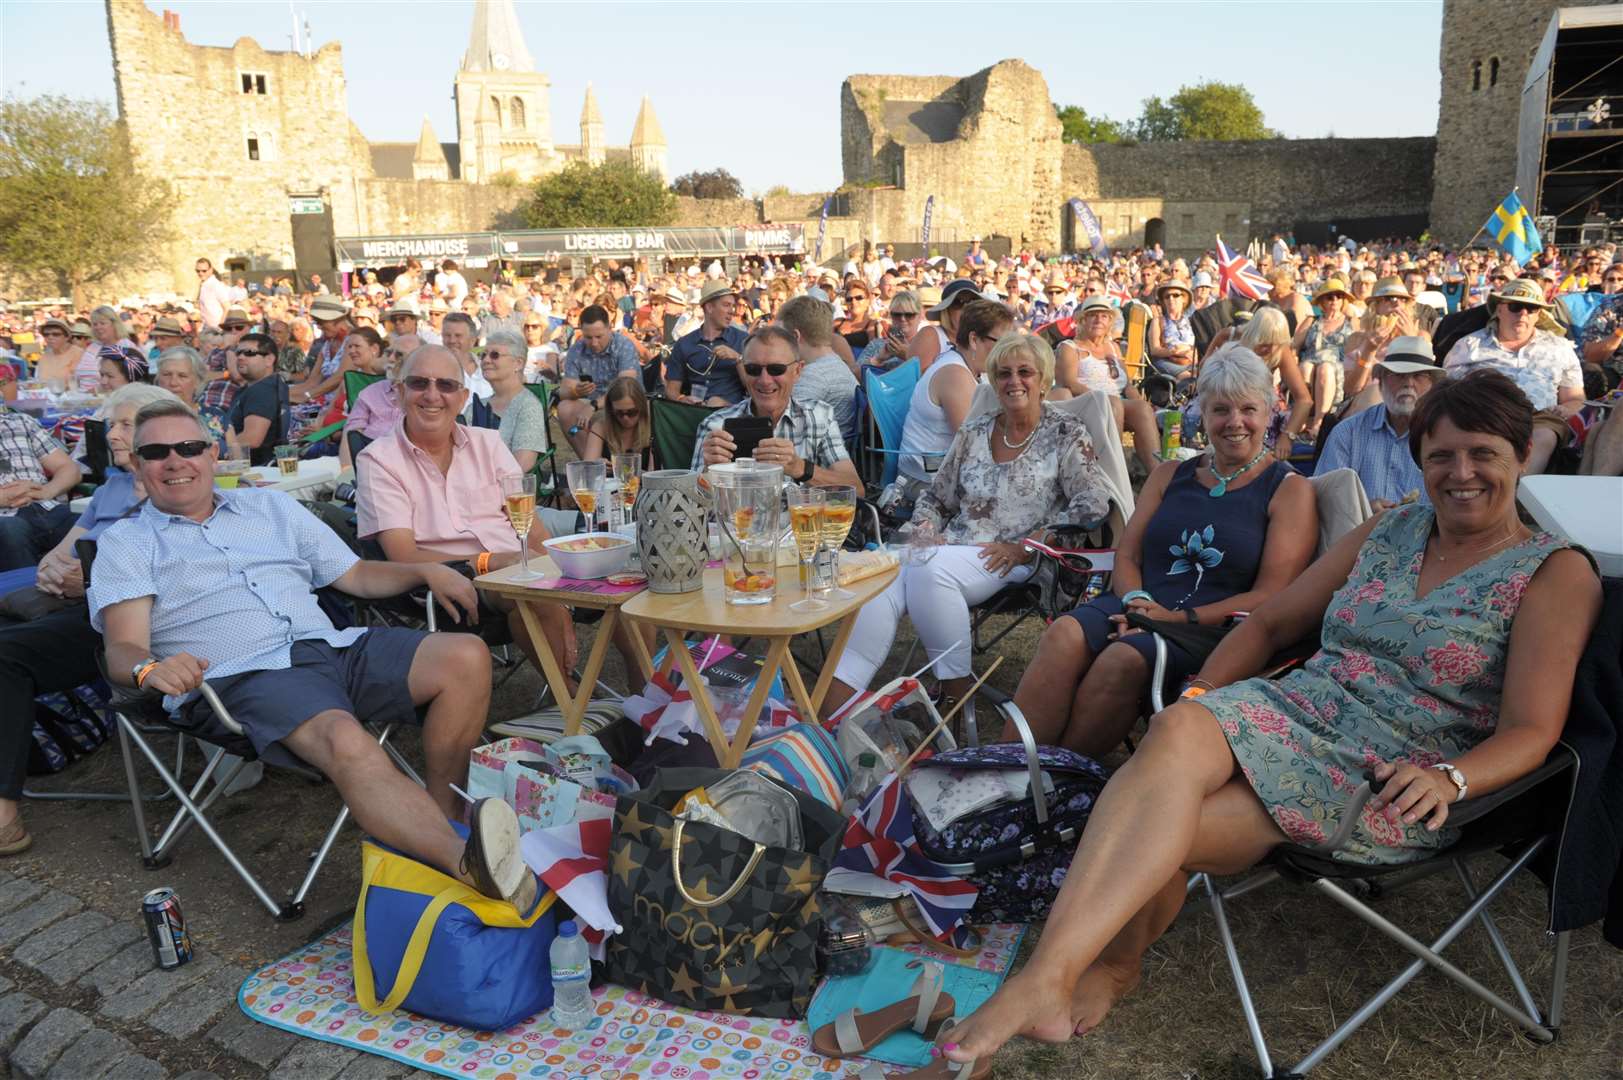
[1179,685,1208,700]
[476,551,492,575]
[134,661,159,688]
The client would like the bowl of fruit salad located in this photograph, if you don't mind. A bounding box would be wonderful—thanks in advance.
[542,532,633,579]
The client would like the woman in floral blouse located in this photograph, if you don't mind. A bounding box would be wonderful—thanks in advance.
[820,334,1112,720]
[942,370,1600,1066]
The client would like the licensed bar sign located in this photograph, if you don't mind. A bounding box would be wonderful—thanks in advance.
[499,225,806,258]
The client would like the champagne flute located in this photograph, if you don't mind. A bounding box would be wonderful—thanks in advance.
[500,473,541,581]
[566,459,606,533]
[788,486,827,613]
[819,484,858,599]
[612,451,641,520]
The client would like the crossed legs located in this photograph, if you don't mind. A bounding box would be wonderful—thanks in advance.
[946,702,1285,1063]
[277,631,490,878]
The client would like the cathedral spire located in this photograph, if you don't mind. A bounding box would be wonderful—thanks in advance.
[630,95,666,148]
[460,0,535,73]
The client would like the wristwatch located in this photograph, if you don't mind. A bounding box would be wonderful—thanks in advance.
[131,656,158,687]
[1431,762,1468,803]
[794,458,814,484]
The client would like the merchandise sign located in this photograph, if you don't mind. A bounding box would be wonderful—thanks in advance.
[334,233,499,264]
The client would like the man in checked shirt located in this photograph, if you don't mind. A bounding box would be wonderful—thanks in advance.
[0,409,82,571]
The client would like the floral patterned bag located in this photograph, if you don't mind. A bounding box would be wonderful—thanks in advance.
[907,742,1110,925]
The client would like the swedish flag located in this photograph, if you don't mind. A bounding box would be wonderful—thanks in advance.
[1483,191,1541,266]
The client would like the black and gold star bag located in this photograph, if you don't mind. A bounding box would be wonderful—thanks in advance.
[605,767,847,1018]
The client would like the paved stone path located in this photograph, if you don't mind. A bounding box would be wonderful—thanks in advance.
[0,869,437,1080]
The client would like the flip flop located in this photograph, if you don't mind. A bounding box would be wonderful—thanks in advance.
[0,817,31,857]
[812,959,956,1059]
[847,1021,991,1080]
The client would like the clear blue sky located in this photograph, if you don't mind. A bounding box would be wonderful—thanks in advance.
[2,0,1444,192]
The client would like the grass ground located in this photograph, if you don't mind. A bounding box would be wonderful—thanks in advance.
[14,608,1622,1079]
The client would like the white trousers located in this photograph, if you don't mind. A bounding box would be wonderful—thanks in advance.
[834,545,1033,689]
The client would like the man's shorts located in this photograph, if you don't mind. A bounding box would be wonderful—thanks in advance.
[187,627,426,768]
[1532,408,1577,449]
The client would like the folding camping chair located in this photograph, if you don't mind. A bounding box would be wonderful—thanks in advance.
[1186,758,1575,1078]
[524,380,562,505]
[861,359,919,490]
[650,396,720,470]
[80,539,426,921]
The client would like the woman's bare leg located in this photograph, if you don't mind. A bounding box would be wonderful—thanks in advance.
[1010,617,1096,744]
[1122,399,1162,472]
[1068,777,1285,1033]
[944,702,1281,1062]
[1059,641,1148,758]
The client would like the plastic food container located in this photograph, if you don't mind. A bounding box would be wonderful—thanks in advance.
[542,532,634,579]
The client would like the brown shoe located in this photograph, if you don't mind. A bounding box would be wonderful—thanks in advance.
[0,817,32,856]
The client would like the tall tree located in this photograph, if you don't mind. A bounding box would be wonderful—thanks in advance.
[1054,104,1126,144]
[1134,82,1275,142]
[670,168,744,200]
[522,161,676,229]
[0,95,175,305]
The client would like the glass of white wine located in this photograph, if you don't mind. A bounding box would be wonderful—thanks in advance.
[500,473,540,581]
[566,459,606,533]
[787,486,827,613]
[612,451,641,520]
[819,484,858,599]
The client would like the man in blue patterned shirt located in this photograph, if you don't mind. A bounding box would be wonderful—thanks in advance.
[1315,336,1440,508]
[87,400,539,911]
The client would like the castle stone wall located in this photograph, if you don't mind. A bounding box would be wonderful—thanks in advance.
[106,0,369,293]
[1072,137,1437,245]
[1429,0,1611,243]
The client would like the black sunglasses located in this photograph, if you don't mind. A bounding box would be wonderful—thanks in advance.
[611,407,641,420]
[135,440,211,461]
[1504,302,1540,314]
[402,375,463,394]
[743,362,792,377]
[234,348,270,358]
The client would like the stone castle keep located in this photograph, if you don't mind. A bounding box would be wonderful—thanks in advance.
[102,0,1604,296]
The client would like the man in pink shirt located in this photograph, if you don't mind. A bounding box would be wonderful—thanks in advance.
[355,344,577,675]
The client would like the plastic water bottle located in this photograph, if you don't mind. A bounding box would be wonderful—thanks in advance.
[548,920,594,1028]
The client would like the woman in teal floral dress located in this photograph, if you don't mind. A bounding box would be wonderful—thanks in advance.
[941,370,1603,1063]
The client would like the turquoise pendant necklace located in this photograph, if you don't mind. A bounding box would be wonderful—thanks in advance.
[1208,446,1269,497]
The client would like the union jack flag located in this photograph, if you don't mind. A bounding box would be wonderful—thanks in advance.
[1107,281,1134,306]
[833,773,978,939]
[1214,234,1270,301]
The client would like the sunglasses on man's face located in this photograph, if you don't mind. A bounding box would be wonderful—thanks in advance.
[1504,302,1540,314]
[743,362,792,378]
[403,375,463,394]
[524,323,544,329]
[136,440,210,462]
[234,348,270,358]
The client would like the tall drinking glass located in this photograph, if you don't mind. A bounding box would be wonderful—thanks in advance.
[819,484,857,599]
[500,473,541,581]
[612,452,641,519]
[566,459,606,532]
[788,487,827,613]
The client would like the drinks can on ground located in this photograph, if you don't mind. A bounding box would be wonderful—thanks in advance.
[142,887,193,970]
